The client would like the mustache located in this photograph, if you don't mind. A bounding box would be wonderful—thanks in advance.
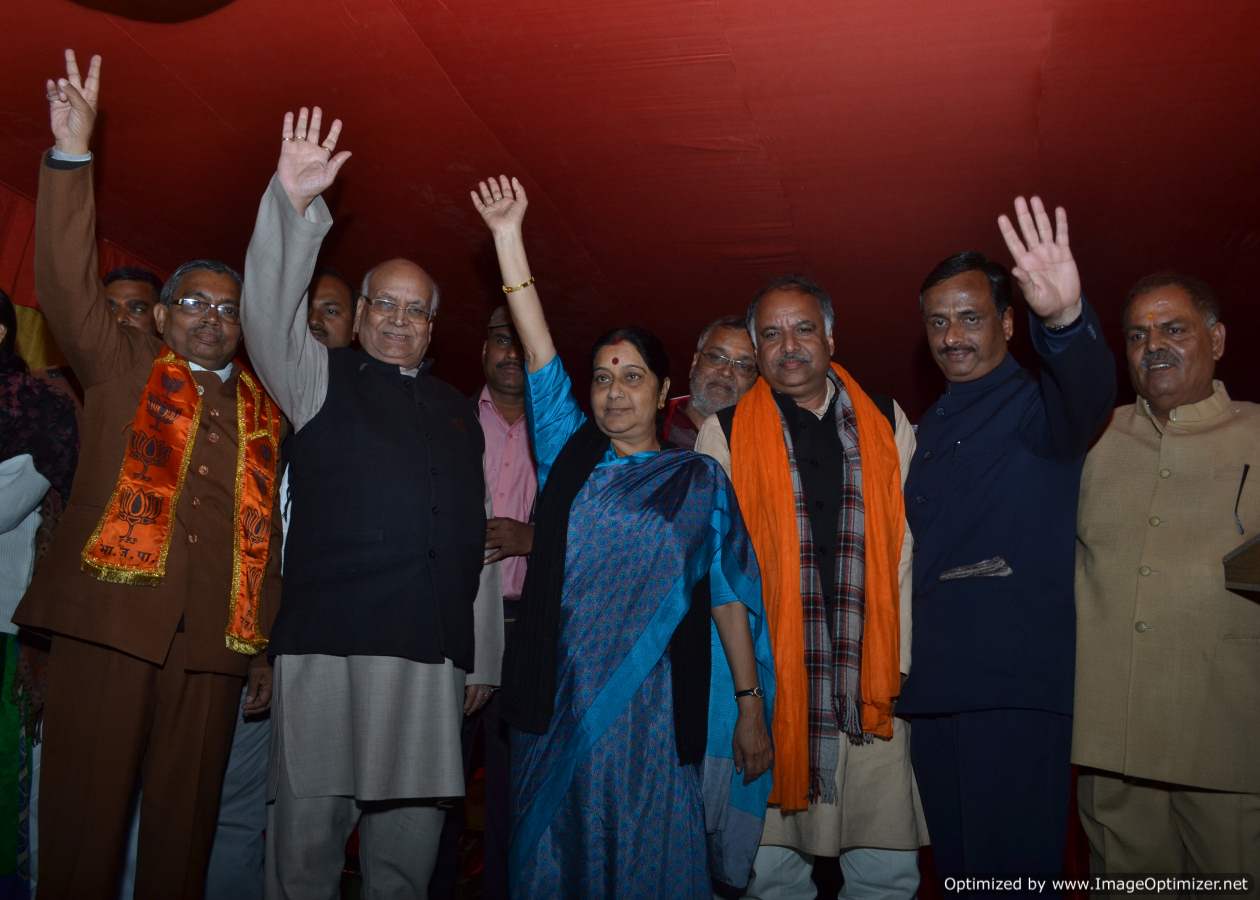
[1141,349,1179,370]
[496,360,522,370]
[697,369,736,388]
[938,343,975,355]
[703,379,735,392]
[774,350,811,367]
[192,324,222,340]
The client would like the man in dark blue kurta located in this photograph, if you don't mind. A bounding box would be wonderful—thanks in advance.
[898,197,1115,886]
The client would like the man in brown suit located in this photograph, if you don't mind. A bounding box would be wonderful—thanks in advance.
[13,51,282,899]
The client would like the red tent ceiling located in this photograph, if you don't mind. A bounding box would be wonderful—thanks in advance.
[3,0,1258,415]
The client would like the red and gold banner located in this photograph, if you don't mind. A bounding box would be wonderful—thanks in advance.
[227,368,282,654]
[82,349,202,585]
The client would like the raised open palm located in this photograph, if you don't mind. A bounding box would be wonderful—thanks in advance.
[277,106,351,214]
[997,196,1082,326]
[45,50,101,155]
[471,175,528,236]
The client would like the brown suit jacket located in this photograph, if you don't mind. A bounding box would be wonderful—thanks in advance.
[13,159,282,677]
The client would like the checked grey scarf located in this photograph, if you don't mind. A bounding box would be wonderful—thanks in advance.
[777,370,868,804]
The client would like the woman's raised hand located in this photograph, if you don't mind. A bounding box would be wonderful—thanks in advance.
[472,174,554,370]
[471,175,528,237]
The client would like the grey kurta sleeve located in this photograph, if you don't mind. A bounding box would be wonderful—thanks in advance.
[468,492,505,685]
[240,175,335,432]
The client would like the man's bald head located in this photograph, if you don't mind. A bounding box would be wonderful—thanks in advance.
[360,259,440,315]
[354,258,440,369]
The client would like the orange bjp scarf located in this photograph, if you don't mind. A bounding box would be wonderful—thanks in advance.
[81,349,281,654]
[729,362,904,812]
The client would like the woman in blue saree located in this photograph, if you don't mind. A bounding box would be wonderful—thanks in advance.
[471,176,776,898]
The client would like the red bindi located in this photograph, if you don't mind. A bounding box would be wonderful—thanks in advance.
[611,356,619,365]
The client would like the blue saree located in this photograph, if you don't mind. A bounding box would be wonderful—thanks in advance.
[510,358,775,898]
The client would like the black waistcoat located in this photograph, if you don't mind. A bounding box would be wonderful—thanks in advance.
[716,387,895,608]
[272,348,486,669]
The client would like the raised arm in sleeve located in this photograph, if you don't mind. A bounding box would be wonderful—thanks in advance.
[240,175,334,431]
[34,158,152,386]
[1020,300,1116,460]
[892,401,916,675]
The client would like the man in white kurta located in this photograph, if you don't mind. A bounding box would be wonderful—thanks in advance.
[696,276,925,900]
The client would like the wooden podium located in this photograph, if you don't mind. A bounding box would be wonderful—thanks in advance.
[1224,532,1260,595]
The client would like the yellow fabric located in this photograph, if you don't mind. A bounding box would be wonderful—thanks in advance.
[729,363,904,811]
[14,304,67,370]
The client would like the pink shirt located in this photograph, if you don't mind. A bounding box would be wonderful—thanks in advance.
[478,386,537,601]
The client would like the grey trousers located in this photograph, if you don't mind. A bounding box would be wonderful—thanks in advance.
[206,690,271,900]
[264,765,445,900]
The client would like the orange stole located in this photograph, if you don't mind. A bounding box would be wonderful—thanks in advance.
[82,350,281,654]
[729,364,904,812]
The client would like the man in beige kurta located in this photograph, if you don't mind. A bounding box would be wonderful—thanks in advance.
[1075,272,1260,887]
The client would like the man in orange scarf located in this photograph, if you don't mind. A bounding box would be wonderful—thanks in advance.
[696,276,925,899]
[13,51,284,898]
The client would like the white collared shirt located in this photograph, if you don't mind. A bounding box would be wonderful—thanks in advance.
[189,360,234,382]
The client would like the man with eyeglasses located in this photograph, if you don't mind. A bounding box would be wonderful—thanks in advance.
[191,266,358,900]
[13,51,284,897]
[662,315,758,450]
[240,108,501,897]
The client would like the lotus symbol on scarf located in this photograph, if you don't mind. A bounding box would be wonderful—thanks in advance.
[243,508,269,545]
[116,486,163,544]
[145,392,181,429]
[245,566,264,603]
[129,429,171,481]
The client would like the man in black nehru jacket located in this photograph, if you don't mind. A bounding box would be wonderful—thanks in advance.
[240,106,502,898]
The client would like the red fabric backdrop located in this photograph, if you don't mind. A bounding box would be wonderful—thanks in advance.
[0,178,164,368]
[2,0,1257,412]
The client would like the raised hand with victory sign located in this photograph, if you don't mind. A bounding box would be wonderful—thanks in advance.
[45,49,101,155]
